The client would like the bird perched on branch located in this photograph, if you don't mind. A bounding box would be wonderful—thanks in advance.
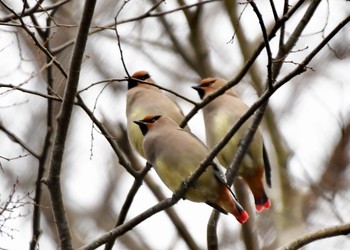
[192,78,272,212]
[126,70,190,157]
[134,115,249,224]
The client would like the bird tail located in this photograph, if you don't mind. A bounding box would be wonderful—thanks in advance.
[255,194,271,212]
[243,173,271,212]
[216,185,249,224]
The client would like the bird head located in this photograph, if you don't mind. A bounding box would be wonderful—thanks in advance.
[134,115,162,136]
[192,78,237,99]
[192,78,222,99]
[128,70,154,89]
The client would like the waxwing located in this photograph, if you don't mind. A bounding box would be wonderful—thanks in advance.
[134,115,249,224]
[192,78,271,212]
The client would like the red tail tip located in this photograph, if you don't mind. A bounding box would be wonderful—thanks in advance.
[236,210,249,224]
[255,199,271,212]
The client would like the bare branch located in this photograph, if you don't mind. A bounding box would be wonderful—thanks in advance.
[276,223,350,250]
[78,196,176,250]
[77,78,125,93]
[207,211,220,250]
[29,9,58,249]
[248,1,274,88]
[76,94,138,177]
[104,162,153,250]
[0,83,62,101]
[0,123,40,159]
[0,0,72,23]
[0,1,68,79]
[114,1,132,78]
[51,0,220,55]
[273,0,322,77]
[44,1,97,249]
[269,0,279,21]
[128,77,197,105]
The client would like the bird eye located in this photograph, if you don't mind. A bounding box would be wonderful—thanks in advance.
[151,115,161,122]
[138,73,150,80]
[202,80,215,87]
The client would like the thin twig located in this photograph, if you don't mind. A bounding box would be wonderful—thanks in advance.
[0,1,68,79]
[278,0,289,48]
[273,0,322,77]
[0,0,71,22]
[269,0,279,21]
[207,211,220,250]
[129,77,197,105]
[249,1,274,89]
[76,94,138,177]
[120,0,218,24]
[78,78,125,93]
[114,1,131,78]
[0,83,62,101]
[78,196,177,250]
[0,123,40,159]
[51,0,219,55]
[104,163,153,250]
[25,0,46,40]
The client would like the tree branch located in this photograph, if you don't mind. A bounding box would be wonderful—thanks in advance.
[76,94,138,177]
[0,123,40,159]
[51,0,220,55]
[207,210,220,250]
[104,163,153,250]
[29,7,61,248]
[0,0,71,23]
[276,223,350,250]
[44,1,97,249]
[249,1,274,88]
[0,83,62,101]
[273,0,322,77]
[0,1,68,79]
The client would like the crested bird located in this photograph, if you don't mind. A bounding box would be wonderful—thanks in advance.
[126,70,190,157]
[134,115,249,224]
[192,78,272,212]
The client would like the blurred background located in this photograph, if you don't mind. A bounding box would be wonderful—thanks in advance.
[0,0,349,249]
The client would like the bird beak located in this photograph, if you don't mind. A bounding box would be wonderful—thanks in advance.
[192,85,205,99]
[134,120,148,136]
[191,85,201,91]
[128,79,138,89]
[133,120,145,126]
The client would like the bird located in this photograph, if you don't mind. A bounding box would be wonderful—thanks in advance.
[126,70,190,157]
[192,78,272,212]
[134,115,249,224]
